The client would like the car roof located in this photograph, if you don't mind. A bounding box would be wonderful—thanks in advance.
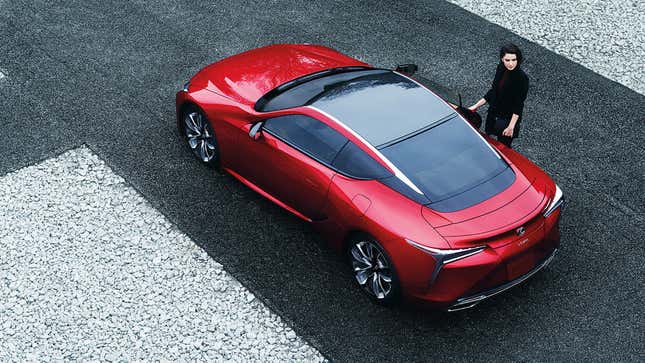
[310,70,456,148]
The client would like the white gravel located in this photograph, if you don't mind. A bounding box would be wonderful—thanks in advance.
[0,146,324,361]
[446,0,645,94]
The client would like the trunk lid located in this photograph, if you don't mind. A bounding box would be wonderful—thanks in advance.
[422,166,548,249]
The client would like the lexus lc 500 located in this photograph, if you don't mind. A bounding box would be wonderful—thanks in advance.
[175,44,564,310]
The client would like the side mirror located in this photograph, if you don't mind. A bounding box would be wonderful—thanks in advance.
[395,63,418,76]
[249,121,264,140]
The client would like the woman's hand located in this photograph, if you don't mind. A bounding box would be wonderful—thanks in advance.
[503,113,519,137]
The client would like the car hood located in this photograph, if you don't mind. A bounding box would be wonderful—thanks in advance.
[190,44,369,106]
[421,153,552,248]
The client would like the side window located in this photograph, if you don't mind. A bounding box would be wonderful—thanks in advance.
[263,115,347,164]
[333,142,392,179]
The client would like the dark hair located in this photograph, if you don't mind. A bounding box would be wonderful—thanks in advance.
[499,43,523,64]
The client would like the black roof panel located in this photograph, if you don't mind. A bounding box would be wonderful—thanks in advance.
[311,71,455,147]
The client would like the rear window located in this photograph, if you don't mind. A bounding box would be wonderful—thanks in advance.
[380,116,509,203]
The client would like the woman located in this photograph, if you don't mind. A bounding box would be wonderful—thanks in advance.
[469,43,529,148]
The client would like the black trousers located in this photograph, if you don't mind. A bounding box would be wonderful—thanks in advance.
[497,134,513,148]
[486,131,514,148]
[485,107,520,148]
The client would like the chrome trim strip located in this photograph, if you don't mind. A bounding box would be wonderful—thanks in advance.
[445,302,480,312]
[307,105,424,195]
[447,248,558,312]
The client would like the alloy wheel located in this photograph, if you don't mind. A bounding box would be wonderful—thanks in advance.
[183,111,218,163]
[350,240,393,299]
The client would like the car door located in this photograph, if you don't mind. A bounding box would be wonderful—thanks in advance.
[236,114,348,221]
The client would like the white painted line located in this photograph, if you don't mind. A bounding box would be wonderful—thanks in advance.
[0,146,324,361]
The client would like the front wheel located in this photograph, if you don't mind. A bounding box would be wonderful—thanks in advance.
[181,106,220,167]
[348,236,401,305]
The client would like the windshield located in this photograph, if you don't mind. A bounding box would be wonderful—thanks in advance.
[380,116,510,204]
[255,68,381,112]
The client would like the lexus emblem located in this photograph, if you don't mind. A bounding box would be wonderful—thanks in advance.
[516,226,526,236]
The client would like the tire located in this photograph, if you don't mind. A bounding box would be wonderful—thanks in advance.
[348,235,401,305]
[180,105,220,167]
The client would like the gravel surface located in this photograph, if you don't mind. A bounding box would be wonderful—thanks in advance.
[1,0,642,361]
[446,0,645,94]
[0,146,324,361]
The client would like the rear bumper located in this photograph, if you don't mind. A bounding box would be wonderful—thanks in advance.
[446,248,558,311]
[398,209,562,309]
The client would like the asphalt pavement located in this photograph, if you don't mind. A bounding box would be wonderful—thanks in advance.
[0,0,643,361]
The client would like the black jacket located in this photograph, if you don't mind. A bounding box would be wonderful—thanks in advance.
[483,63,529,137]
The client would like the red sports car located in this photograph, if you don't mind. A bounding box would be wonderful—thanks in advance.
[175,44,564,311]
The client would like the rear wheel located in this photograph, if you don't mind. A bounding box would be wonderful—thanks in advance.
[348,236,401,305]
[181,106,219,167]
